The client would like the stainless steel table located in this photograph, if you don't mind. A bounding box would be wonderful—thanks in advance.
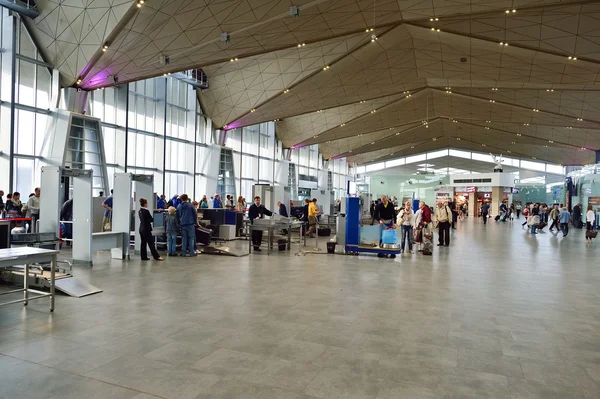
[0,247,59,311]
[247,219,293,255]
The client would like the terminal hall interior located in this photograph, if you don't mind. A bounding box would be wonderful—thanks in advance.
[0,1,600,398]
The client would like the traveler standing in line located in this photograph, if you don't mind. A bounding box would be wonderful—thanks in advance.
[164,206,180,256]
[225,195,234,209]
[435,201,452,246]
[200,195,209,209]
[176,194,197,256]
[586,205,595,243]
[237,196,245,211]
[102,189,114,231]
[277,201,288,217]
[549,204,560,232]
[25,187,41,232]
[481,202,490,225]
[157,194,166,210]
[397,201,415,254]
[213,194,223,208]
[138,198,164,261]
[248,196,273,252]
[559,207,571,237]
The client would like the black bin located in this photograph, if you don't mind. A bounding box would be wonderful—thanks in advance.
[327,242,336,254]
[278,239,287,251]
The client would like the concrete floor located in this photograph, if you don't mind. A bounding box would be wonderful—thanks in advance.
[0,218,599,399]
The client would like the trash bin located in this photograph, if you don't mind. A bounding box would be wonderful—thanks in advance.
[327,242,336,254]
[278,239,287,251]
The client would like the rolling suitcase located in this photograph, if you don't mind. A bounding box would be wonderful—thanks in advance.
[494,215,501,221]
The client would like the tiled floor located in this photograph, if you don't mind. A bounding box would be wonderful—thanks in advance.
[0,218,599,398]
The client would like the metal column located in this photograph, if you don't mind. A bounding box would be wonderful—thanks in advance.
[113,173,133,259]
[132,175,154,254]
[71,169,93,265]
[39,166,61,241]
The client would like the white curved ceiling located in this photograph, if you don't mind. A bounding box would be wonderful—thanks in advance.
[23,0,600,165]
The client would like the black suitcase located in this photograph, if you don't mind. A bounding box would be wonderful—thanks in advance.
[575,220,583,229]
[196,226,212,246]
[494,215,501,221]
[318,227,331,236]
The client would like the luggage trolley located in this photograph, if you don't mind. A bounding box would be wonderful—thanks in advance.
[344,197,401,258]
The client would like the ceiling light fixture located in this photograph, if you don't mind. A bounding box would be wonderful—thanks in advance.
[283,89,289,94]
[482,144,486,146]
[340,123,346,127]
[136,0,143,7]
[366,28,374,32]
[567,126,573,129]
[490,100,495,103]
[549,140,554,143]
[492,88,498,91]
[517,133,522,136]
[102,44,109,52]
[250,109,255,112]
[456,137,461,140]
[76,78,82,84]
[485,127,490,130]
[411,146,415,148]
[533,108,539,112]
[524,123,529,126]
[546,89,554,92]
[371,142,375,144]
[297,43,306,48]
[323,66,330,70]
[511,141,516,144]
[568,56,577,60]
[507,150,512,153]
[500,42,508,46]
[396,132,400,135]
[577,118,583,121]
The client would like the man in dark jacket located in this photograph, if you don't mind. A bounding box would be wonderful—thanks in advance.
[277,201,288,217]
[176,194,197,256]
[248,196,273,252]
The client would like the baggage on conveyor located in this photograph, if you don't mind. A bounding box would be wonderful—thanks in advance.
[195,225,212,246]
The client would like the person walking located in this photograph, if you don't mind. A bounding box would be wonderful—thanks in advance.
[102,189,113,231]
[481,202,490,225]
[559,207,570,237]
[529,204,540,234]
[435,201,452,246]
[397,201,415,254]
[248,196,273,252]
[138,198,164,261]
[521,205,530,228]
[549,204,560,232]
[516,203,522,218]
[165,206,180,256]
[573,203,582,228]
[586,205,596,243]
[176,194,197,256]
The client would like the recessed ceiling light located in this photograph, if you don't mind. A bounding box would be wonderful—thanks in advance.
[456,137,461,141]
[323,66,330,70]
[250,109,255,112]
[283,89,289,94]
[500,42,508,46]
[577,118,583,121]
[511,141,516,144]
[341,123,346,127]
[396,132,400,135]
[76,79,82,84]
[489,100,495,103]
[482,144,486,146]
[492,88,498,91]
[507,150,511,153]
[485,127,489,130]
[567,126,573,129]
[549,140,554,143]
[411,146,415,148]
[512,9,516,12]
[371,142,375,144]
[523,123,529,126]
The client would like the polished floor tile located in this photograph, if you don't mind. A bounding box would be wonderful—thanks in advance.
[0,219,599,398]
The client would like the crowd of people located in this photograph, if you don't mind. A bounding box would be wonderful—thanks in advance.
[0,188,41,232]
